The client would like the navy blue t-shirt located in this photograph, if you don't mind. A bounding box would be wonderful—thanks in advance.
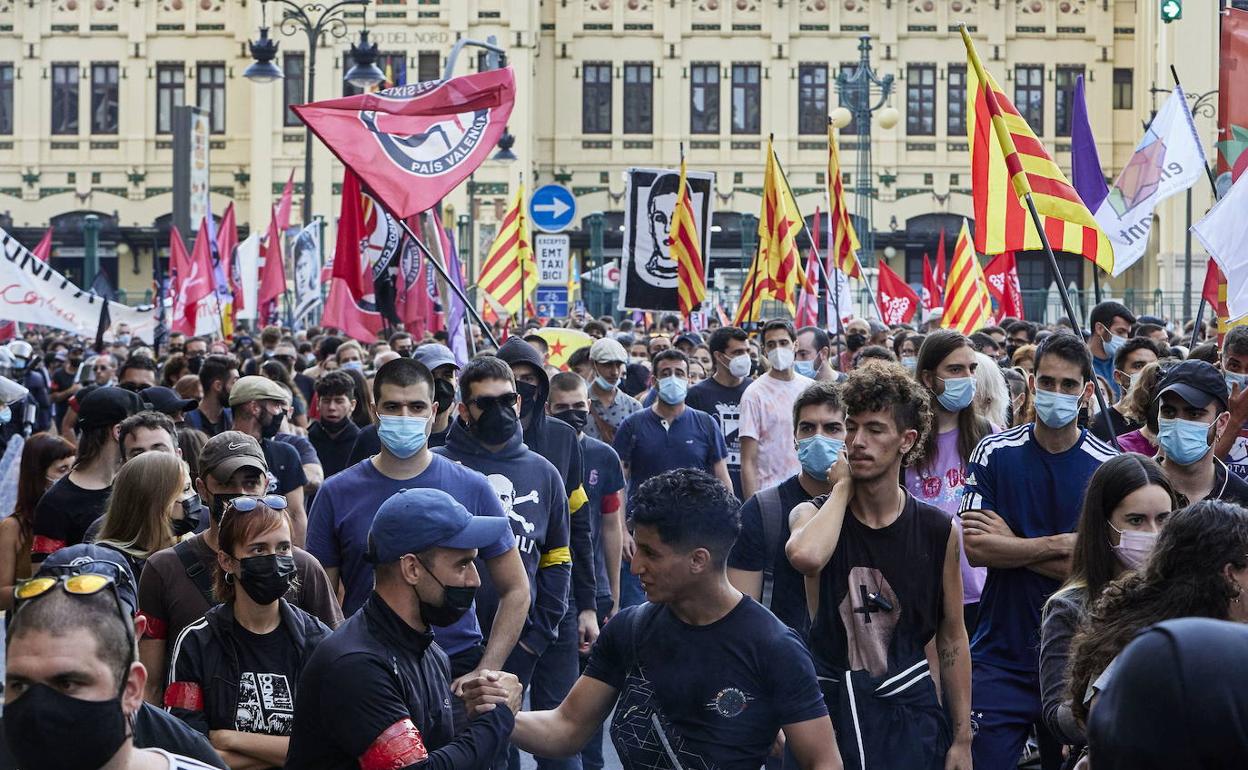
[613,406,727,504]
[260,438,308,495]
[306,455,515,655]
[686,377,751,499]
[584,598,828,770]
[581,435,625,602]
[960,424,1116,672]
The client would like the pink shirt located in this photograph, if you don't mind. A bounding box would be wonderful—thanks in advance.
[738,371,815,492]
[1115,428,1157,458]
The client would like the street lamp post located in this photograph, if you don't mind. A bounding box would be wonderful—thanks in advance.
[246,1,384,225]
[836,35,896,270]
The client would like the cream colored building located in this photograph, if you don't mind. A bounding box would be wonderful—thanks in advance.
[0,0,1222,323]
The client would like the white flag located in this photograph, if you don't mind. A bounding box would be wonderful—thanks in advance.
[1097,87,1207,276]
[1192,171,1248,321]
[234,234,262,321]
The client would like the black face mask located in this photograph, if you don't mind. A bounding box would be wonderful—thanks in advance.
[516,380,541,420]
[260,409,283,440]
[468,402,520,446]
[174,495,202,537]
[434,378,457,414]
[416,556,477,627]
[553,408,589,434]
[187,354,205,375]
[237,554,297,605]
[846,333,867,352]
[4,683,128,770]
[319,415,349,433]
[209,492,244,524]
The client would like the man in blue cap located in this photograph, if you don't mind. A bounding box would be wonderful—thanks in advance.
[288,488,523,770]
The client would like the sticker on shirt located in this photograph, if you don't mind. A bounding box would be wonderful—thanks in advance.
[838,566,900,677]
[704,687,755,719]
[714,402,742,469]
[917,467,966,509]
[235,672,295,735]
[488,474,540,556]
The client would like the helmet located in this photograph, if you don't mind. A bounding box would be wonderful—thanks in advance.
[6,340,32,360]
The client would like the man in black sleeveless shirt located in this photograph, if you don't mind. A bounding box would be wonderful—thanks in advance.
[788,362,972,770]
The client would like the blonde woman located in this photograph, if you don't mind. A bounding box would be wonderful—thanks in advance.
[93,451,195,580]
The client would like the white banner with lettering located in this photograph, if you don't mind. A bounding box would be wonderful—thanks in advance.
[0,226,157,342]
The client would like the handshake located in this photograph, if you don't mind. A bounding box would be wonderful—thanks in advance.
[456,669,524,717]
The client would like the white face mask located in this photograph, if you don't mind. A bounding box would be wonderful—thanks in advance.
[767,347,795,372]
[726,353,752,379]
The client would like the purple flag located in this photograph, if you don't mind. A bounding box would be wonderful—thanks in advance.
[1070,75,1109,212]
[441,222,471,366]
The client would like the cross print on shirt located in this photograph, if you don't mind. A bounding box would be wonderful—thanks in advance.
[853,584,893,624]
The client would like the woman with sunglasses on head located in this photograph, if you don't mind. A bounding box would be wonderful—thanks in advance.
[92,451,195,582]
[0,433,75,611]
[166,495,331,769]
[1038,453,1176,764]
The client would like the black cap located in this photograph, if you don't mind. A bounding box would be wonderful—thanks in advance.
[75,386,147,431]
[37,544,139,616]
[139,386,198,417]
[1155,360,1228,410]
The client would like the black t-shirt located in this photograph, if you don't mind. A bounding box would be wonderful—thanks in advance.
[31,476,112,561]
[583,598,828,770]
[308,420,361,479]
[726,474,816,636]
[50,367,77,422]
[808,492,952,679]
[261,439,309,495]
[1205,460,1248,507]
[231,624,302,736]
[686,377,752,499]
[1089,406,1137,444]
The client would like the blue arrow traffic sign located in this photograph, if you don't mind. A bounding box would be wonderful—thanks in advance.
[529,184,577,234]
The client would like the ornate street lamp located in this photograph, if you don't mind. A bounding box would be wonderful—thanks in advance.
[836,35,895,270]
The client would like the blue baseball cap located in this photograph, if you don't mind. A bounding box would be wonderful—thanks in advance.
[414,343,458,372]
[366,488,511,564]
[37,544,139,617]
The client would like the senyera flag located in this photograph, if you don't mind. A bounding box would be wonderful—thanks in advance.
[293,68,516,219]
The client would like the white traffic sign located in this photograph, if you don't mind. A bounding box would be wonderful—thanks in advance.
[534,234,570,286]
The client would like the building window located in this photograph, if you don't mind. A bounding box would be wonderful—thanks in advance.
[282,54,304,127]
[623,62,653,134]
[1054,66,1084,137]
[798,63,828,135]
[1113,68,1133,110]
[690,63,719,134]
[196,62,226,134]
[838,61,866,136]
[418,51,440,82]
[90,63,119,134]
[906,64,936,136]
[731,63,761,134]
[51,63,79,135]
[947,64,967,137]
[1014,65,1044,133]
[0,64,13,135]
[582,61,612,134]
[156,63,184,134]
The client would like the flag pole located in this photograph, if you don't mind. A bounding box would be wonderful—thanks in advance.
[1022,193,1119,449]
[518,173,526,330]
[772,141,885,323]
[395,217,499,349]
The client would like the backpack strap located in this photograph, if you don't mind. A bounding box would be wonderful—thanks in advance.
[756,485,786,610]
[627,602,661,674]
[174,540,216,608]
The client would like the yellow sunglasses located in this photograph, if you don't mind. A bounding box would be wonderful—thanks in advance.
[15,572,116,603]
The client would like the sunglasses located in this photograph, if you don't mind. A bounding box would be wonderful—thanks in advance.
[467,392,518,411]
[15,569,136,656]
[223,494,289,519]
[93,365,111,372]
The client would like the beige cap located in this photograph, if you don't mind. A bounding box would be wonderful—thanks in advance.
[228,375,291,407]
[589,337,628,364]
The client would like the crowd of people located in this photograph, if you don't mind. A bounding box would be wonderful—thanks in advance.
[2,303,1247,770]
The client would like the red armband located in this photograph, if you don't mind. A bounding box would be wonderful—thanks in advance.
[30,535,66,556]
[601,491,621,515]
[359,719,428,770]
[164,682,204,712]
[138,611,167,640]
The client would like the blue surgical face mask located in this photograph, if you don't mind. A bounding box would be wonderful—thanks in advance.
[1102,331,1127,358]
[0,405,11,425]
[342,360,364,372]
[1157,416,1213,466]
[797,435,845,480]
[377,414,430,459]
[794,360,818,379]
[901,356,918,372]
[1226,371,1248,394]
[657,375,688,405]
[593,375,617,392]
[936,376,976,413]
[1033,388,1081,429]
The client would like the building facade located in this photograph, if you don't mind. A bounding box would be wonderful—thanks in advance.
[0,0,1222,323]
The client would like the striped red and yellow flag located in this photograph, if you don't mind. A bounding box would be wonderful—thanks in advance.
[827,123,862,280]
[734,138,805,325]
[942,219,995,335]
[477,185,537,316]
[962,27,1114,274]
[671,157,707,317]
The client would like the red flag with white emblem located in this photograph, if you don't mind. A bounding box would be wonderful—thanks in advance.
[876,261,919,325]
